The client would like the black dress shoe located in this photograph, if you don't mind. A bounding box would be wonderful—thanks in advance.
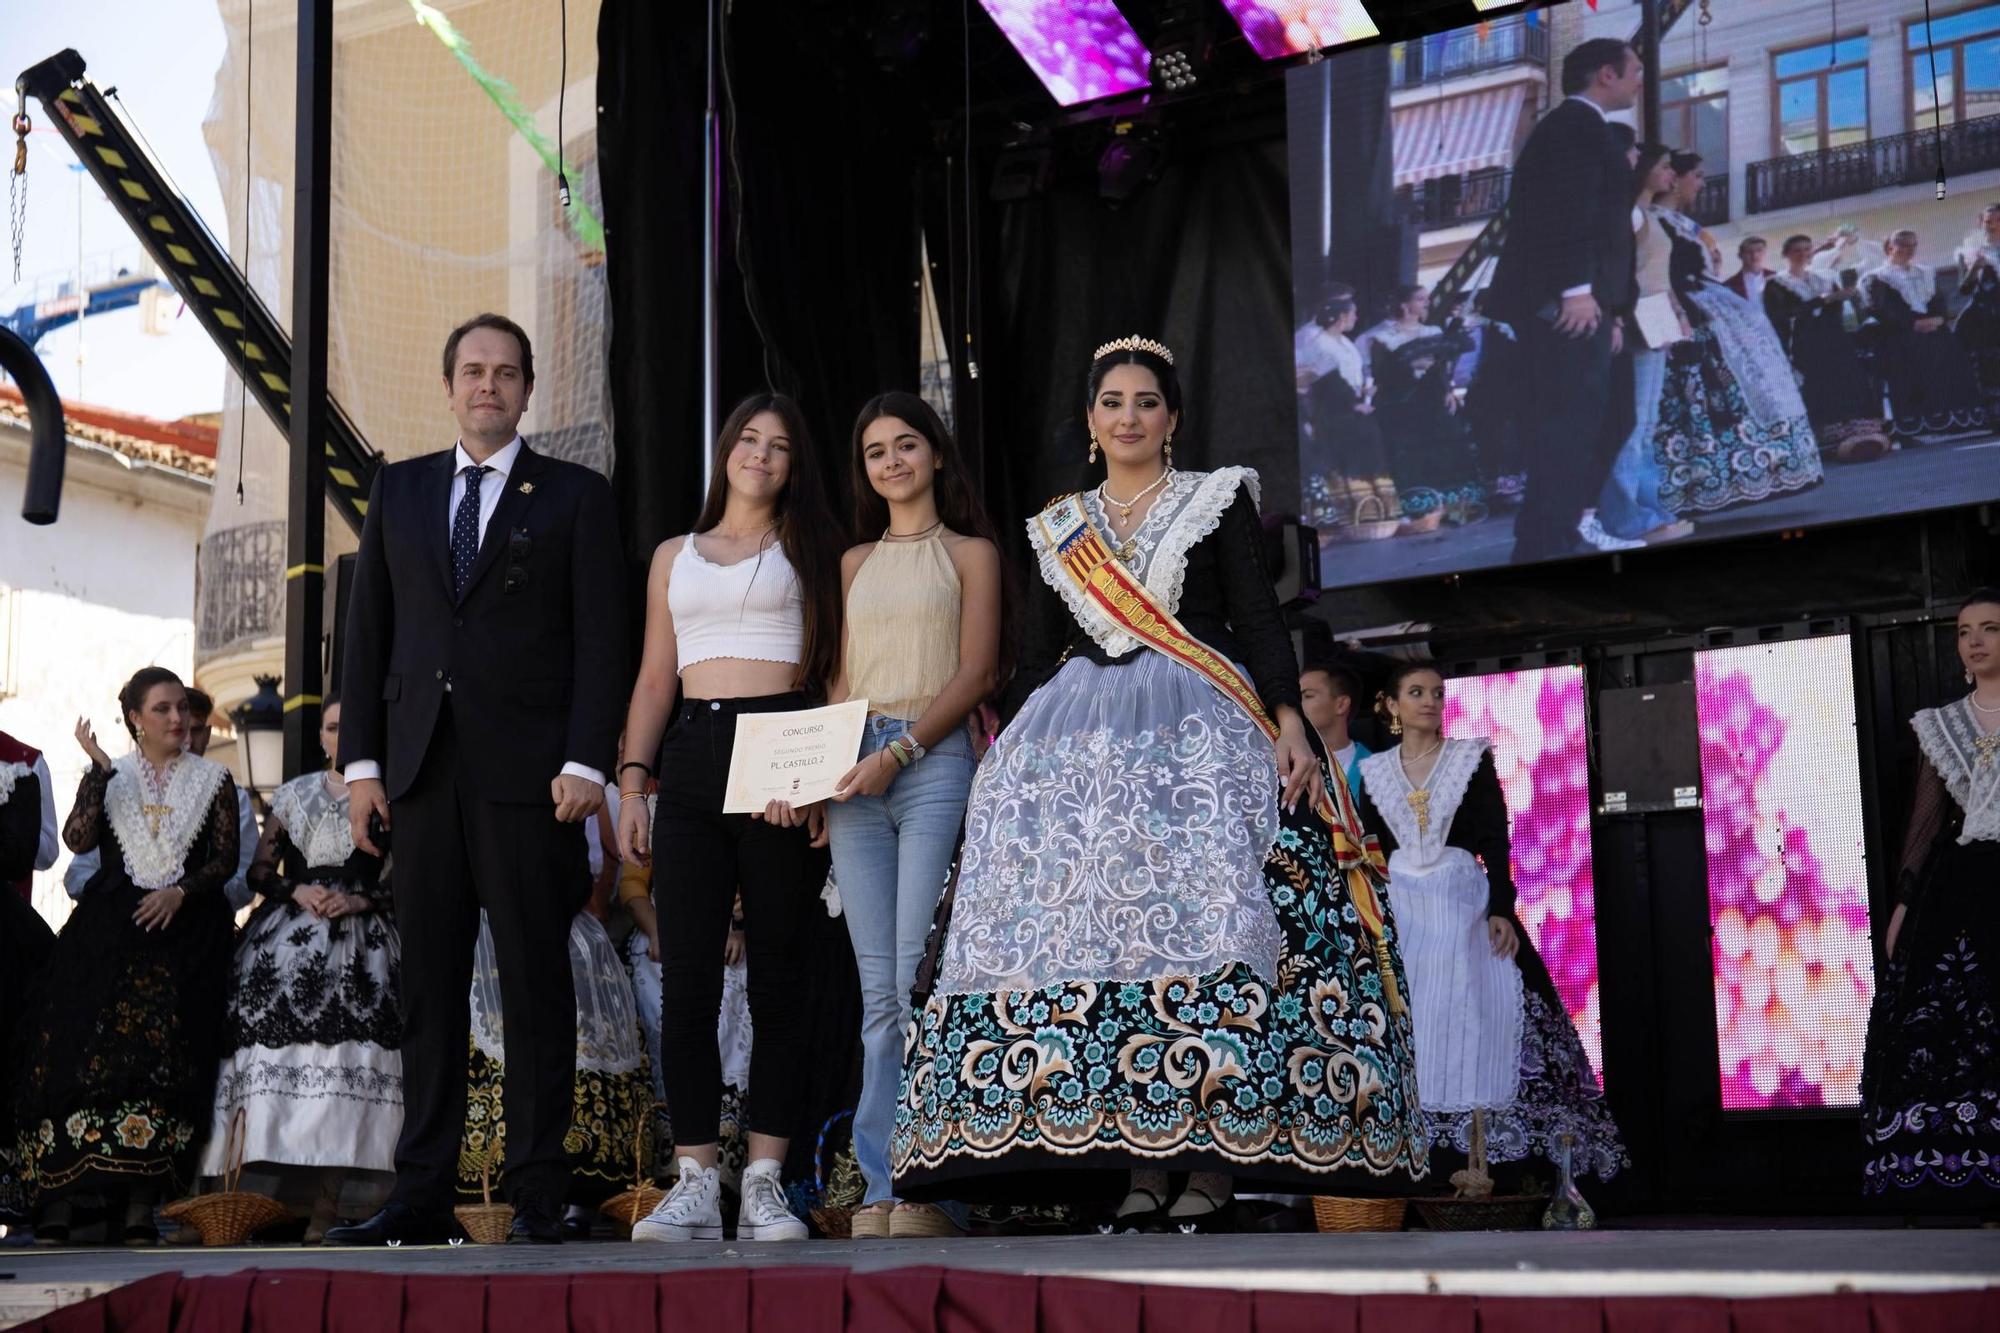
[506,1196,564,1245]
[322,1201,459,1246]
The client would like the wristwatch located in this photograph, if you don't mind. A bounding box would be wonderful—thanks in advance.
[903,737,927,763]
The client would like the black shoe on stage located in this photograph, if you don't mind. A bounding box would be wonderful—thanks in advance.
[322,1201,459,1247]
[506,1194,564,1245]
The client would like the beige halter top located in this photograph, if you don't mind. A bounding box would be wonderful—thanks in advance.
[843,531,961,721]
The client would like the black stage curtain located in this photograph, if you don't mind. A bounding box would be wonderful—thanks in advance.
[974,135,1301,535]
[598,0,923,560]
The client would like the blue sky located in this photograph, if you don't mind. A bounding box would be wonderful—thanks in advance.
[2,1,227,419]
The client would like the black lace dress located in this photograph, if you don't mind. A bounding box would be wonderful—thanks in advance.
[203,771,402,1175]
[11,755,238,1204]
[0,763,57,1220]
[1860,699,1999,1208]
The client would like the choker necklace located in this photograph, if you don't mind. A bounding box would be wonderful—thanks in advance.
[1100,468,1172,521]
[883,519,944,541]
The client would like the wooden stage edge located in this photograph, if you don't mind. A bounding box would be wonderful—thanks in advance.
[3,1228,1998,1329]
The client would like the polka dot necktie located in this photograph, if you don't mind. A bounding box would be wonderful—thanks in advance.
[451,464,492,598]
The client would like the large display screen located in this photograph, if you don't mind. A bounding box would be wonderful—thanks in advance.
[1694,636,1874,1111]
[1441,663,1603,1080]
[1288,0,2000,588]
[1220,2,1378,61]
[976,1,1152,107]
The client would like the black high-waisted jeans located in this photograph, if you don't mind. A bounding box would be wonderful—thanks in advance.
[651,693,830,1145]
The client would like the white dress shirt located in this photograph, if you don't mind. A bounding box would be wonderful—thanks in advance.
[345,435,604,790]
[31,753,58,872]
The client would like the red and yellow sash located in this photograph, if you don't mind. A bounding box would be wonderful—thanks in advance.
[1036,494,1404,1013]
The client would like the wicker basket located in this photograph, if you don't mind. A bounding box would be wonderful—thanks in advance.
[599,1103,668,1231]
[1326,489,1402,543]
[1411,1194,1546,1232]
[807,1110,862,1239]
[454,1167,512,1245]
[159,1108,292,1246]
[1310,1196,1408,1232]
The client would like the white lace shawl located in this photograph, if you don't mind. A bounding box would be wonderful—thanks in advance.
[1769,269,1835,302]
[104,751,228,891]
[1030,466,1259,660]
[270,771,356,869]
[1864,261,1937,313]
[1912,699,2000,845]
[1358,737,1491,873]
[0,760,27,807]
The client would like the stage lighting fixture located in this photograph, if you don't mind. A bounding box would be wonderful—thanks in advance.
[1097,124,1166,204]
[1219,1,1379,61]
[1145,0,1214,94]
[990,139,1054,202]
[974,1,1153,108]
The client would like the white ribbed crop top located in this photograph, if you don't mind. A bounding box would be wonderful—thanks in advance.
[668,535,805,671]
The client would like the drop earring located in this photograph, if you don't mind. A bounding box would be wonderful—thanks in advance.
[1389,714,1402,736]
[1164,433,1174,467]
[1089,435,1100,466]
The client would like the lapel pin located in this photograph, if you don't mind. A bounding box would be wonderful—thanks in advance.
[518,481,535,495]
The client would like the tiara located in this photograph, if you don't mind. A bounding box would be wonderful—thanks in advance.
[1092,335,1175,365]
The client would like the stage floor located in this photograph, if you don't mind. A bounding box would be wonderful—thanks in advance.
[4,1226,1997,1326]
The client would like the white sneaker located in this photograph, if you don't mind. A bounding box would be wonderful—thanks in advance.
[631,1157,722,1242]
[1577,513,1646,553]
[736,1162,807,1241]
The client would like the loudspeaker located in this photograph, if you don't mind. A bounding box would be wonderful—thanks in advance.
[1597,682,1701,814]
[322,553,357,697]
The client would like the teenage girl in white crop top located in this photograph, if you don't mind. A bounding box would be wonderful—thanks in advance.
[614,393,845,1243]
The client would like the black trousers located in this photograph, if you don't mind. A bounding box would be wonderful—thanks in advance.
[652,694,830,1146]
[1510,316,1619,564]
[389,703,586,1209]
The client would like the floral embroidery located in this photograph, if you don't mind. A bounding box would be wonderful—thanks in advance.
[896,789,1427,1184]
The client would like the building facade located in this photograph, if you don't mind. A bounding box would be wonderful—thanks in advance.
[0,391,212,926]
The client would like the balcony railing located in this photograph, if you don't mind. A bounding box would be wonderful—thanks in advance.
[1746,114,2000,213]
[1391,16,1548,90]
[1401,169,1512,230]
[1690,174,1731,227]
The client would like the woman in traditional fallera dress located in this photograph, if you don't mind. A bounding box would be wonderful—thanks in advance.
[457,906,652,1233]
[1952,204,2000,411]
[1359,663,1626,1192]
[12,668,239,1245]
[1651,153,1822,515]
[0,753,57,1223]
[893,337,1427,1231]
[1861,590,2000,1210]
[202,697,402,1242]
[1863,229,1992,443]
[1763,233,1890,463]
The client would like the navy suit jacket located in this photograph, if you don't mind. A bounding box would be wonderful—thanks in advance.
[338,444,627,803]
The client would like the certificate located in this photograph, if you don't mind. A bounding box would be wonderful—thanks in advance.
[722,700,869,812]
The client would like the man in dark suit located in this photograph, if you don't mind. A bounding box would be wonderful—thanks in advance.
[1483,38,1646,563]
[326,313,626,1245]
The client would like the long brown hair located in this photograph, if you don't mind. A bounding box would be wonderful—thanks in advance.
[849,392,1016,682]
[693,393,845,696]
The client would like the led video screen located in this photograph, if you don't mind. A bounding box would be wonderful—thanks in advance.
[976,1,1152,107]
[1441,663,1604,1079]
[1287,0,2000,588]
[1694,636,1874,1111]
[1221,2,1378,61]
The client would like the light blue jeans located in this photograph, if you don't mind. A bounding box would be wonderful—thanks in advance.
[825,715,976,1212]
[1596,345,1679,539]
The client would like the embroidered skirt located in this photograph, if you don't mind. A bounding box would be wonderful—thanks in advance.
[1861,836,2000,1205]
[201,893,404,1175]
[893,657,1428,1200]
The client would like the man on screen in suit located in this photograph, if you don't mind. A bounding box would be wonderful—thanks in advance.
[327,313,626,1246]
[1483,38,1646,564]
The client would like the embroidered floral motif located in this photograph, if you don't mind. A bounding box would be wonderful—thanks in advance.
[896,787,1427,1184]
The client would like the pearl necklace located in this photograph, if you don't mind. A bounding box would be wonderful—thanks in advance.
[1099,468,1172,521]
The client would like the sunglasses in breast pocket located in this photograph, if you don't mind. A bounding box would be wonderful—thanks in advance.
[503,528,531,593]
